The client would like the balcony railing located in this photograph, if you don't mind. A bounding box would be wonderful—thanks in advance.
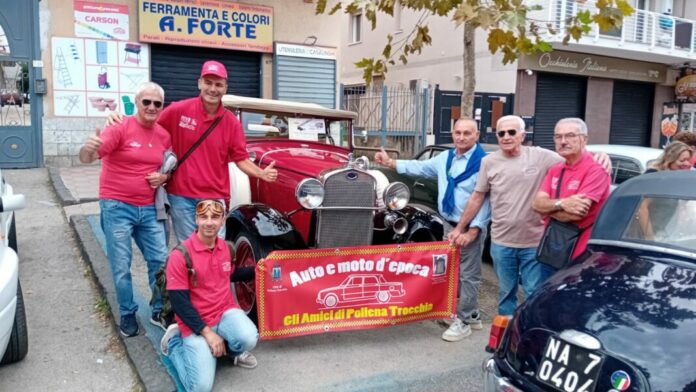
[531,0,696,56]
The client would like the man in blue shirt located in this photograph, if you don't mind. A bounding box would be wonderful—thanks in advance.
[375,117,491,342]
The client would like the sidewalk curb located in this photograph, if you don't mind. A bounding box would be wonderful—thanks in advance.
[48,166,99,206]
[69,214,175,392]
[48,166,78,206]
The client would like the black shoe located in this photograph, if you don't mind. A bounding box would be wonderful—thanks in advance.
[150,311,166,331]
[120,314,139,337]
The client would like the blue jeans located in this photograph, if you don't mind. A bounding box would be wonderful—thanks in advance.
[489,242,555,316]
[100,199,167,317]
[169,194,226,243]
[167,308,258,392]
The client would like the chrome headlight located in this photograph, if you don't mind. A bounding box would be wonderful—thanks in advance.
[383,182,410,211]
[354,156,369,170]
[295,178,325,209]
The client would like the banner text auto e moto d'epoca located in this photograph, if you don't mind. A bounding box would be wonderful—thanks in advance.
[255,241,459,340]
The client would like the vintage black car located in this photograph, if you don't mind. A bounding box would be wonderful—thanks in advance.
[484,170,696,392]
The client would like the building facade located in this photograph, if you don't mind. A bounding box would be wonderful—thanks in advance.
[0,0,342,167]
[341,0,696,149]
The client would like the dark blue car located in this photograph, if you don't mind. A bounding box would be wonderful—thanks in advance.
[484,170,696,392]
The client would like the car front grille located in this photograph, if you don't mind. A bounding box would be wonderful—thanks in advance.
[316,169,375,248]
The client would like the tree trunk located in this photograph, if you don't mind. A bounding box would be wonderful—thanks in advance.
[461,22,475,118]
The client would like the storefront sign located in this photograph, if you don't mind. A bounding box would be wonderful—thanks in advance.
[276,43,337,60]
[74,1,130,41]
[256,242,458,340]
[139,0,273,53]
[519,50,666,84]
[675,74,696,102]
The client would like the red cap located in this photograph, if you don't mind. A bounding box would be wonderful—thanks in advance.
[200,60,227,80]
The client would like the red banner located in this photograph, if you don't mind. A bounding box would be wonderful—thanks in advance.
[256,241,459,340]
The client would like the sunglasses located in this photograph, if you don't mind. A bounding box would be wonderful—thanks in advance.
[141,99,163,108]
[195,199,225,216]
[496,129,518,138]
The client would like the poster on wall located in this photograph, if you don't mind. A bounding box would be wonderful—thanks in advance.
[51,36,150,117]
[74,1,130,41]
[660,102,679,148]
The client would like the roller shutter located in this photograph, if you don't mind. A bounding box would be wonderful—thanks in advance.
[533,73,587,150]
[150,44,260,106]
[275,55,336,108]
[610,81,654,146]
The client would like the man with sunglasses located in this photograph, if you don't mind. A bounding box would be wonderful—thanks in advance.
[161,199,258,392]
[448,115,610,316]
[107,60,278,242]
[79,82,171,337]
[375,117,491,342]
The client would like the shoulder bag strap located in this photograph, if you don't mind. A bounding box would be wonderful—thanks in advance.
[177,115,223,168]
[175,244,197,287]
[555,167,566,199]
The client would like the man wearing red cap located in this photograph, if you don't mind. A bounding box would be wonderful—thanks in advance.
[109,60,278,242]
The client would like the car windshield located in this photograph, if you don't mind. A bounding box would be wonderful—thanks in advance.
[623,196,696,253]
[238,110,351,148]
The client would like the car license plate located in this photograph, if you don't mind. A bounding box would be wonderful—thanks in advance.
[536,336,604,392]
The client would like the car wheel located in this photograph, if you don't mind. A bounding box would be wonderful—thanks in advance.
[323,293,339,308]
[376,291,391,303]
[232,230,272,325]
[9,215,17,255]
[1,280,28,365]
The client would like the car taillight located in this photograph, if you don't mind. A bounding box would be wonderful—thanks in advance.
[486,315,511,353]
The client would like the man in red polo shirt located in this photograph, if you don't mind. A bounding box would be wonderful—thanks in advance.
[533,118,611,264]
[108,61,278,242]
[79,82,171,337]
[161,199,258,392]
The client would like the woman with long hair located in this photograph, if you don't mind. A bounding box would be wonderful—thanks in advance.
[647,141,693,172]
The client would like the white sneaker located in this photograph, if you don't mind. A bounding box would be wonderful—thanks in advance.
[441,318,472,342]
[464,313,483,330]
[436,318,455,327]
[233,351,258,369]
[160,323,179,356]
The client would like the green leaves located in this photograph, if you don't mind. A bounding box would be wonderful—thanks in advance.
[315,0,634,84]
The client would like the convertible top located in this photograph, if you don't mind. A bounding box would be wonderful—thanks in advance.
[222,94,358,120]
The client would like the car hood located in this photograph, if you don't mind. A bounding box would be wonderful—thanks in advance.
[508,249,696,391]
[253,145,349,178]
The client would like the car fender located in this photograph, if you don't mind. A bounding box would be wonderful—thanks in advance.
[226,204,306,249]
[0,246,19,357]
[401,205,444,242]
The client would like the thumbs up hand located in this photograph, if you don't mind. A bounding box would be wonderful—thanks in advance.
[79,128,104,163]
[84,127,103,154]
[260,161,278,182]
[374,147,394,168]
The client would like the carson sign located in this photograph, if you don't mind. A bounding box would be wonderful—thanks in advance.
[139,0,273,53]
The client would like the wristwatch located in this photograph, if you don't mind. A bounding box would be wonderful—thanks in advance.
[553,199,563,211]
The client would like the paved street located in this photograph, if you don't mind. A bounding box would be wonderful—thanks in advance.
[0,165,501,391]
[0,168,137,391]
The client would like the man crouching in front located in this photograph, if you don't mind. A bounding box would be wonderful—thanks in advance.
[160,199,258,392]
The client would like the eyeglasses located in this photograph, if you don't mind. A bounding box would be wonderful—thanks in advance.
[553,133,581,141]
[195,199,225,216]
[141,99,163,108]
[496,129,517,138]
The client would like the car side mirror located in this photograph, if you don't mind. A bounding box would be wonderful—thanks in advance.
[0,194,25,212]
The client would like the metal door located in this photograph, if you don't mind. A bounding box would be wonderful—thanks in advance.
[0,0,42,168]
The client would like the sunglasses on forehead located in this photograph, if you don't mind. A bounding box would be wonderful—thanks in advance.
[496,129,518,138]
[141,99,163,108]
[195,199,225,216]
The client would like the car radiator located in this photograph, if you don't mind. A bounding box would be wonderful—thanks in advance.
[316,170,375,248]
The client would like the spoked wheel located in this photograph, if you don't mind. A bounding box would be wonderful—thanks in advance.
[232,230,271,325]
